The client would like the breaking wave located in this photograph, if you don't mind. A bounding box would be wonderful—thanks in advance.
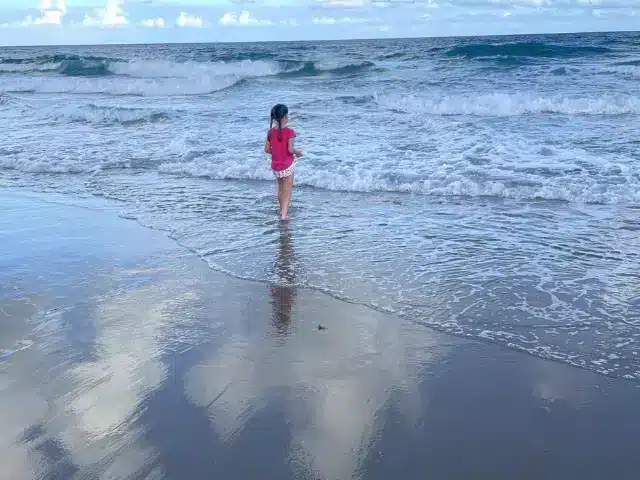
[0,56,378,96]
[375,92,640,116]
[39,104,171,125]
[278,61,377,77]
[0,54,377,79]
[154,159,640,205]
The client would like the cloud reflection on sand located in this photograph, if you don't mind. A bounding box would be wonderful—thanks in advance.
[58,286,170,471]
[0,266,202,479]
[185,222,447,480]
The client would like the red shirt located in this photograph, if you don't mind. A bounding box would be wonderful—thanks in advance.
[268,127,295,172]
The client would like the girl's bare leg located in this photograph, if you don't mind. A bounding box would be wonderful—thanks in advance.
[280,174,294,220]
[288,172,294,210]
[277,177,286,215]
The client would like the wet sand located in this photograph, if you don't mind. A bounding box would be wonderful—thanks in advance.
[1,189,639,480]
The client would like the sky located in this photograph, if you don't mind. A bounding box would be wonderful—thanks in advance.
[0,0,637,46]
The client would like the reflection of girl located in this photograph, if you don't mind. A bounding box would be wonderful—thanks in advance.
[270,223,296,338]
[264,104,303,220]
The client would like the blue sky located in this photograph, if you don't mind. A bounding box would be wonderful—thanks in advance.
[0,0,637,46]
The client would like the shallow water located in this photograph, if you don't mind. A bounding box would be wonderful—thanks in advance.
[1,32,639,381]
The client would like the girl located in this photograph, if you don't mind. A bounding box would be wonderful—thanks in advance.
[264,104,303,220]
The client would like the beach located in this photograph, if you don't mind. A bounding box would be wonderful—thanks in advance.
[2,32,640,479]
[2,189,639,480]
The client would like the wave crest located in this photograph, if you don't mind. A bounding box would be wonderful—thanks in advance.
[0,57,379,96]
[0,54,377,80]
[279,61,376,77]
[154,158,640,205]
[375,92,639,116]
[0,58,288,96]
[39,104,170,125]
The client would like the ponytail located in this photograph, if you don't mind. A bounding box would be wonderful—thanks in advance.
[268,103,289,142]
[269,107,275,140]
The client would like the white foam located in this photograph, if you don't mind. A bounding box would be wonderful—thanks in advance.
[0,156,97,174]
[376,92,640,116]
[0,59,288,96]
[158,158,274,182]
[0,75,241,96]
[603,65,640,77]
[38,104,169,125]
[107,59,284,79]
[154,155,640,205]
[0,62,60,73]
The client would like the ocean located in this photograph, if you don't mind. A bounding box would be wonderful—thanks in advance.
[1,31,639,382]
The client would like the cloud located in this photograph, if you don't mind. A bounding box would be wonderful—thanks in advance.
[316,0,370,7]
[312,16,370,24]
[140,18,166,28]
[219,10,272,26]
[36,0,67,25]
[470,0,554,5]
[1,0,67,28]
[1,0,640,44]
[83,0,128,27]
[177,12,204,28]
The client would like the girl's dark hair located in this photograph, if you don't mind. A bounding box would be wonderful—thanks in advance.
[270,104,289,140]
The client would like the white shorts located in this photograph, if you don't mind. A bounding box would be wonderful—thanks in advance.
[272,161,295,179]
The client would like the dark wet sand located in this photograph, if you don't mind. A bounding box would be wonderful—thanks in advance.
[1,190,639,480]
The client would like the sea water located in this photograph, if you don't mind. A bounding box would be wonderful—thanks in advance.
[1,32,639,381]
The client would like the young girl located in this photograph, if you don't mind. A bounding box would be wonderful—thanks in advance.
[264,104,303,220]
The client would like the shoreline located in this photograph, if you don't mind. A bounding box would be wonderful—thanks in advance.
[2,184,639,383]
[1,188,639,479]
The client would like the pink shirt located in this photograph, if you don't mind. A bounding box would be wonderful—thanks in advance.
[268,127,295,172]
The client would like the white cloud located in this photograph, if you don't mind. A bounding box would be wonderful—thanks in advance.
[312,16,370,24]
[177,12,204,28]
[312,16,337,24]
[219,11,272,26]
[488,0,553,5]
[2,0,68,27]
[485,0,527,4]
[220,13,236,25]
[103,0,127,26]
[1,0,640,44]
[140,18,166,28]
[36,0,66,25]
[83,0,128,27]
[316,0,370,7]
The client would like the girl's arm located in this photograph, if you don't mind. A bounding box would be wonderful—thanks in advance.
[264,131,271,153]
[288,136,303,158]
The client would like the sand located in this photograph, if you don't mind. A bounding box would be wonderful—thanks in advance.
[1,189,639,480]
